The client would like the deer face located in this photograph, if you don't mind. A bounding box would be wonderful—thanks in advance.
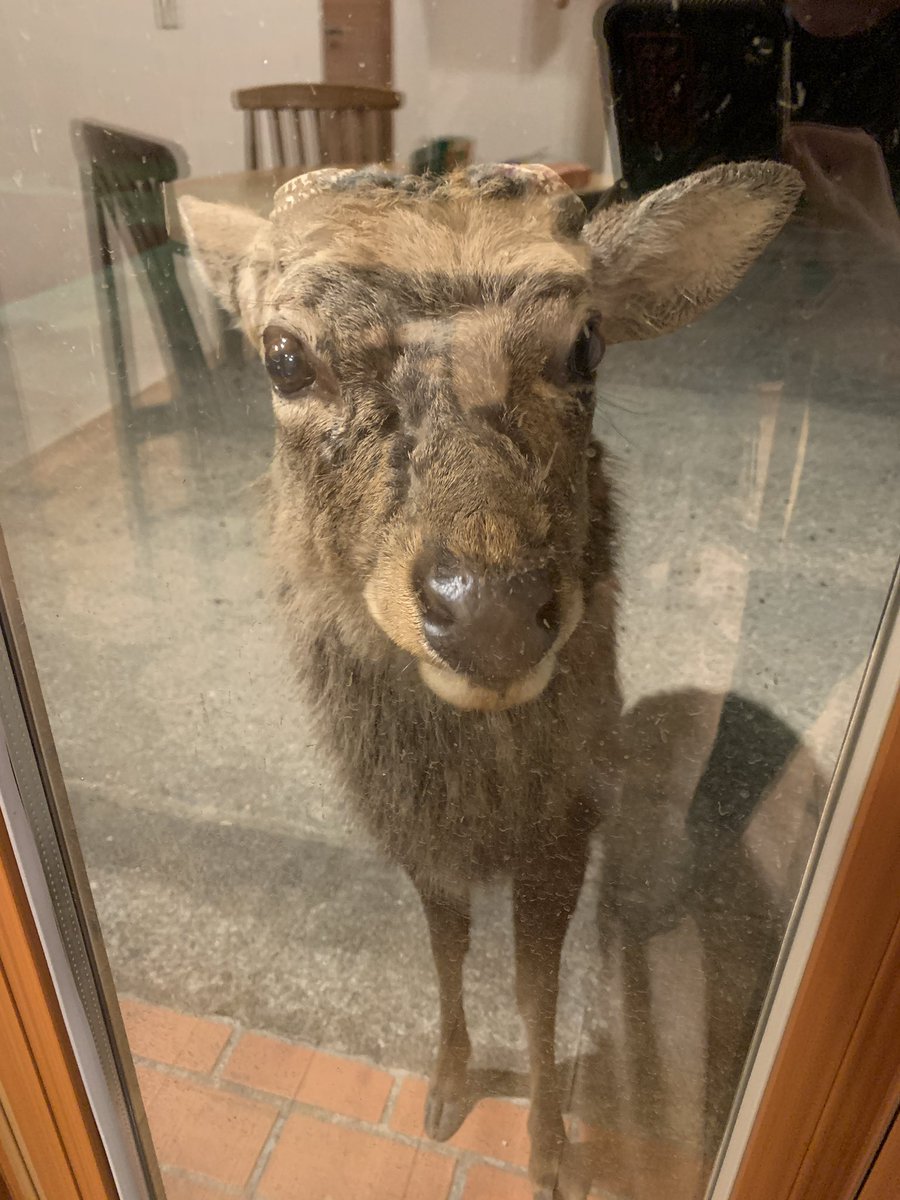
[182,163,800,711]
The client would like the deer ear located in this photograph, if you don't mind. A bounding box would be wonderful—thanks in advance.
[178,196,273,334]
[584,162,803,344]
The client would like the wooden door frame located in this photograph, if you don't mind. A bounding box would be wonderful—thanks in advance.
[0,528,163,1200]
[321,0,393,88]
[0,812,117,1200]
[722,570,900,1200]
[857,1108,900,1199]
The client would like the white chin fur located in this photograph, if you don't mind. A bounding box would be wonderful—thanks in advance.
[419,655,556,711]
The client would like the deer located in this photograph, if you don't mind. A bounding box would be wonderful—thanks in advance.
[179,160,801,1199]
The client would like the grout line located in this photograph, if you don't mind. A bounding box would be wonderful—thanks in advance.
[210,1021,244,1081]
[132,1055,286,1113]
[230,1019,415,1076]
[243,1097,293,1198]
[446,1155,471,1200]
[276,1097,464,1157]
[379,1072,405,1126]
[458,1152,530,1178]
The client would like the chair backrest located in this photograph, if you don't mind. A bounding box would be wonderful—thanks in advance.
[233,82,403,171]
[73,121,185,258]
[71,120,211,424]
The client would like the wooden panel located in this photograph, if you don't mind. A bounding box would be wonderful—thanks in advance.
[0,1072,42,1200]
[795,915,900,1197]
[322,0,392,87]
[0,817,115,1200]
[858,1111,900,1200]
[731,690,900,1200]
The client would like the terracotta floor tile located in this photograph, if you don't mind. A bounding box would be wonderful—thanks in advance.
[461,1163,534,1200]
[221,1031,314,1099]
[257,1111,456,1200]
[138,1065,278,1188]
[404,1146,458,1200]
[121,997,232,1074]
[160,1169,234,1200]
[388,1076,430,1138]
[391,1079,530,1168]
[295,1049,395,1123]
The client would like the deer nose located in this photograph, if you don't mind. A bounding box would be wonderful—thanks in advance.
[416,554,560,684]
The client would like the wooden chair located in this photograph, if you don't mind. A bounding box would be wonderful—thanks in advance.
[73,121,212,426]
[233,83,402,171]
[72,121,215,530]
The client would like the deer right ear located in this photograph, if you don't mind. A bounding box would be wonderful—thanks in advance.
[178,197,273,333]
[583,161,803,344]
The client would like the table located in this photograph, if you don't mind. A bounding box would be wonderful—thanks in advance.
[166,165,615,241]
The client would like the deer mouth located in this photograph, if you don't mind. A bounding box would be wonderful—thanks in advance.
[418,654,558,711]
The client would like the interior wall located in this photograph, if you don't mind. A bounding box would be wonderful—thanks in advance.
[394,0,608,170]
[0,0,322,301]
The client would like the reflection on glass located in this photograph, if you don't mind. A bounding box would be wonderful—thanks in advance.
[1,2,899,1198]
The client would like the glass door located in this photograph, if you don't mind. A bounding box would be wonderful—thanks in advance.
[1,3,899,1198]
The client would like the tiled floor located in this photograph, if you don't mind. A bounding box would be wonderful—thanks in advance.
[124,996,705,1200]
[124,994,533,1200]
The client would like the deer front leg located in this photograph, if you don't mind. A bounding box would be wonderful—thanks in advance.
[514,857,586,1200]
[414,882,473,1142]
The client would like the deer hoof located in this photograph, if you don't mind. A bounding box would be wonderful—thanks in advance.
[533,1181,580,1200]
[424,1087,470,1142]
[530,1150,589,1200]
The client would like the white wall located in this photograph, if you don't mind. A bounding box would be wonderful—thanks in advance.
[394,0,608,170]
[0,0,322,300]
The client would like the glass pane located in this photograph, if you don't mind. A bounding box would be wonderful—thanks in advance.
[1,3,898,1198]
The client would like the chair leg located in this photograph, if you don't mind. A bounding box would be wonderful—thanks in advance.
[143,246,214,419]
[85,200,152,532]
[217,308,244,371]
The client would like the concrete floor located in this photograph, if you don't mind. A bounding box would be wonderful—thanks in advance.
[1,219,898,1194]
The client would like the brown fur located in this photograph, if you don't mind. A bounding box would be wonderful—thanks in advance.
[180,161,801,1198]
[266,438,621,898]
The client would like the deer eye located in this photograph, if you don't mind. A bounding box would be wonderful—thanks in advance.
[567,320,605,381]
[263,327,316,397]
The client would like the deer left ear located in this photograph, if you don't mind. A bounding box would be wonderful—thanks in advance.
[178,197,273,336]
[583,161,803,344]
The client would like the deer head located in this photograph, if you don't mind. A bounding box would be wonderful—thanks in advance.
[180,162,801,711]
